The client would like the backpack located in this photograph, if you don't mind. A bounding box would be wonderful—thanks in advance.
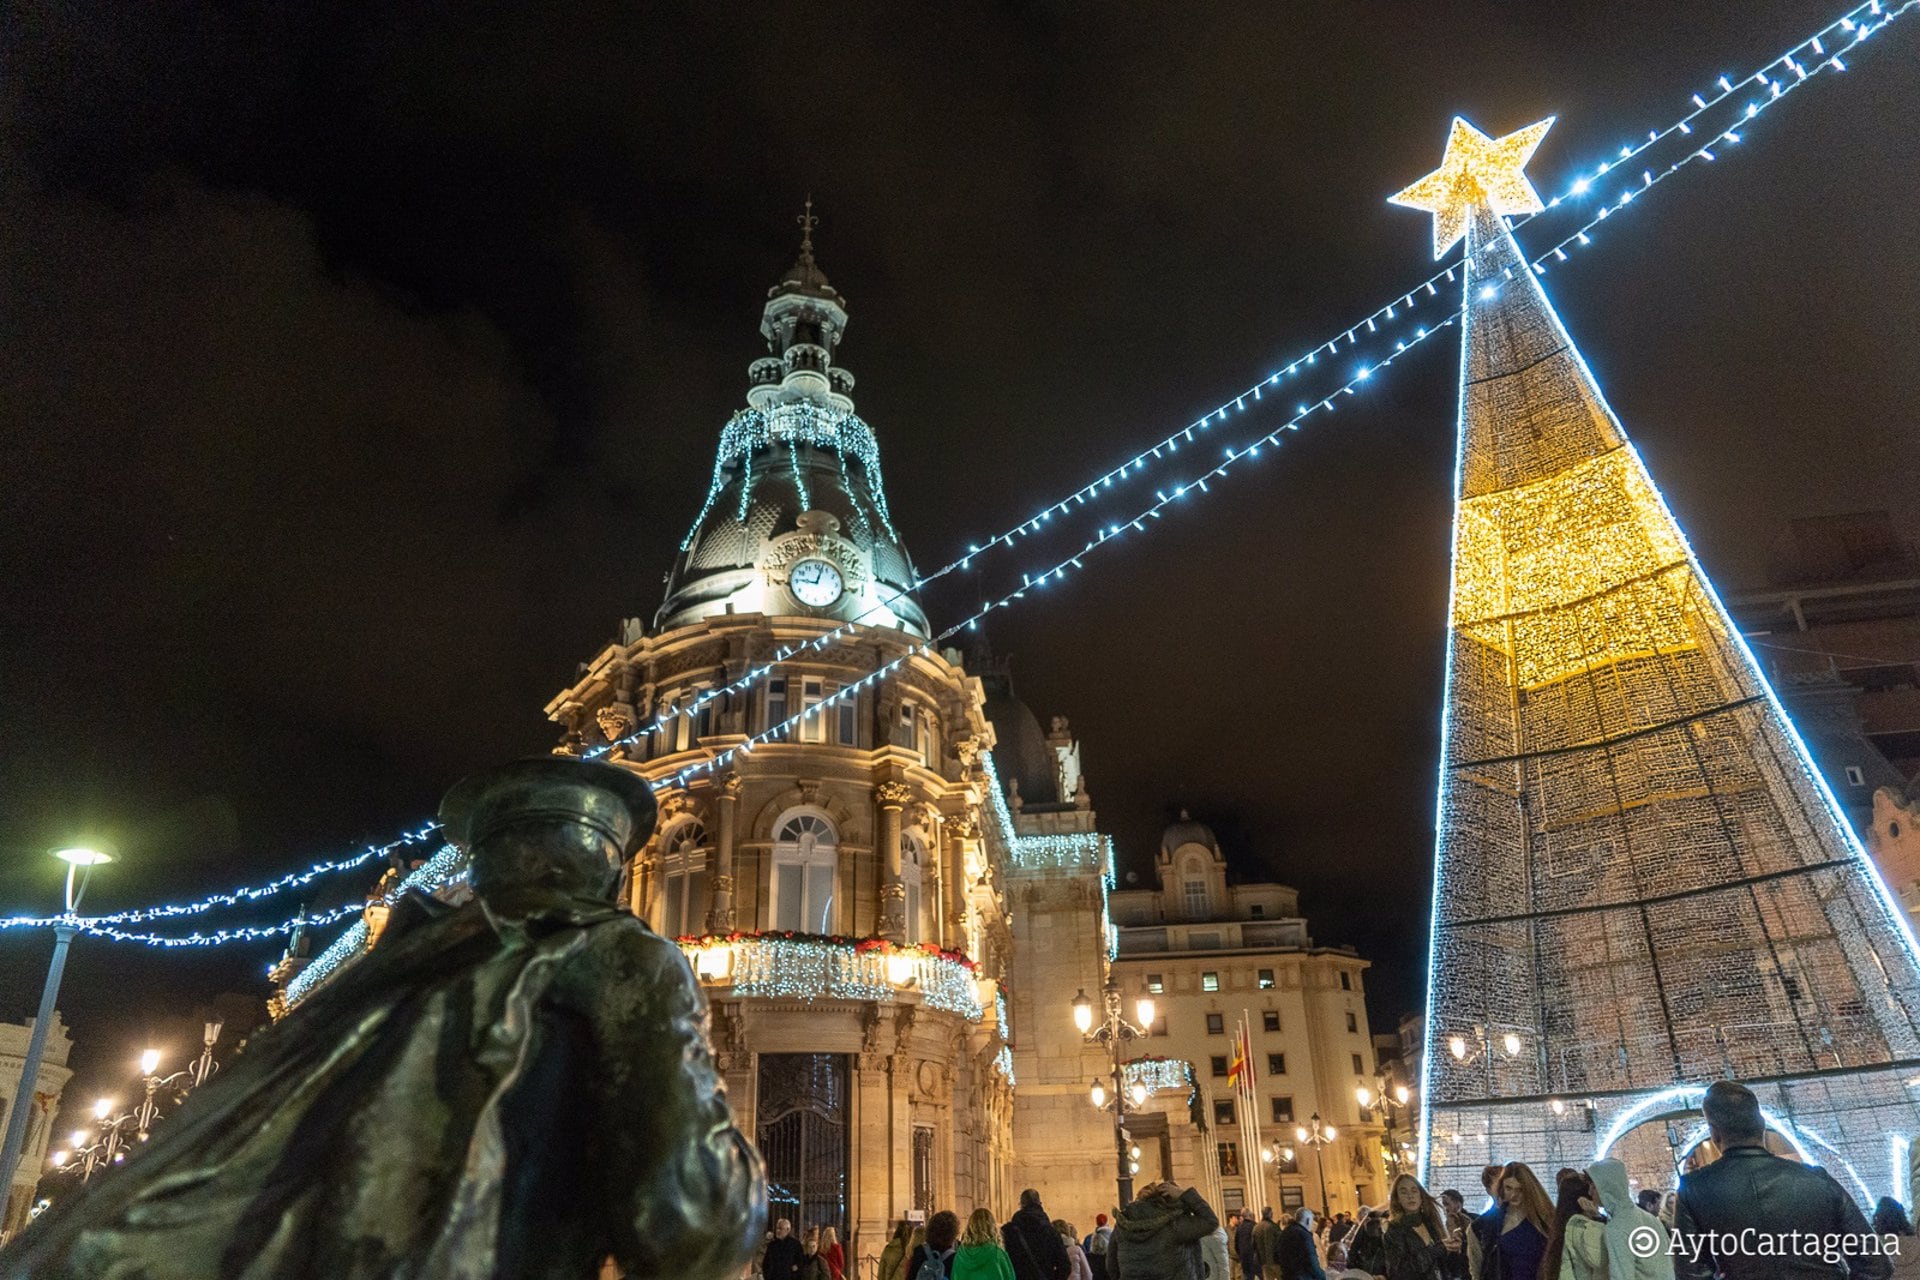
[915,1246,954,1280]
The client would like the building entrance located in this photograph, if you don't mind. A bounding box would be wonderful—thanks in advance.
[758,1053,850,1242]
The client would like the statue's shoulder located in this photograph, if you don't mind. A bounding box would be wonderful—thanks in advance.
[570,913,697,983]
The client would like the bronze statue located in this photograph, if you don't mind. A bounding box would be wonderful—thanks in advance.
[2,757,765,1279]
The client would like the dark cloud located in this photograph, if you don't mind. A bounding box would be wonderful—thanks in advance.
[2,0,1917,1100]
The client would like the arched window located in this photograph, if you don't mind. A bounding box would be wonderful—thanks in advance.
[903,832,930,944]
[772,812,837,933]
[659,820,710,938]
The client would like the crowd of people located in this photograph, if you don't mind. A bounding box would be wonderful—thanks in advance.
[752,1084,1917,1280]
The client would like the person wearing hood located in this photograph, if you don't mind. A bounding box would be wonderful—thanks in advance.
[1111,1182,1221,1280]
[1564,1160,1670,1280]
[1202,1218,1231,1280]
[956,1210,1019,1280]
[1005,1189,1071,1280]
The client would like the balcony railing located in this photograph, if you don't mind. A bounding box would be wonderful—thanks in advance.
[677,932,984,1019]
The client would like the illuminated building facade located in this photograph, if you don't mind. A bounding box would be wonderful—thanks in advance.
[1104,815,1388,1217]
[544,226,1020,1252]
[0,1014,72,1235]
[1405,120,1920,1200]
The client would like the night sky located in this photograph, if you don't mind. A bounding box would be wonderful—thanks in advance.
[3,1,1917,1104]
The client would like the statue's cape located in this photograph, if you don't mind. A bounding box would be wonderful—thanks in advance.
[0,894,763,1280]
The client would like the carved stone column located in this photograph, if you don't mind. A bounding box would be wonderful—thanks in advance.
[875,781,911,941]
[708,772,742,933]
[945,813,977,952]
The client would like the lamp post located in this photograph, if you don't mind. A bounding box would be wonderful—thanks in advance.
[1356,1078,1412,1176]
[0,846,110,1221]
[132,1022,224,1140]
[1294,1112,1337,1218]
[1072,979,1157,1208]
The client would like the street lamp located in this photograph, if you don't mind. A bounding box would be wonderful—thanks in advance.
[1294,1113,1338,1218]
[1357,1075,1414,1175]
[0,846,111,1211]
[131,1023,225,1140]
[1071,979,1156,1207]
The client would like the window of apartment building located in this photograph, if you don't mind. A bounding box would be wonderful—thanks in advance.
[1250,904,1265,918]
[1214,1099,1236,1127]
[1271,1096,1294,1125]
[1262,1011,1281,1033]
[1206,1014,1225,1035]
[798,678,828,743]
[658,820,710,939]
[766,677,788,736]
[1346,1011,1358,1033]
[1147,975,1164,994]
[1351,1053,1365,1074]
[1340,971,1352,991]
[771,812,837,933]
[1183,878,1210,919]
[1202,971,1220,992]
[1270,1148,1299,1174]
[1211,1055,1229,1077]
[838,693,857,746]
[1257,969,1275,990]
[1217,1143,1241,1177]
[1267,1053,1286,1076]
[1845,765,1866,786]
[1280,1186,1305,1210]
[1223,1187,1245,1212]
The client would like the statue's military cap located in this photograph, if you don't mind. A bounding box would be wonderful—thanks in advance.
[439,757,657,858]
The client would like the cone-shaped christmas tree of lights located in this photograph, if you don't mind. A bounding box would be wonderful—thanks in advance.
[1399,117,1920,1198]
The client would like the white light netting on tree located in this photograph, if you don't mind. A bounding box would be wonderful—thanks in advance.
[1421,204,1920,1201]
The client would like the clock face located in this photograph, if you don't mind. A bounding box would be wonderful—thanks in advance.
[788,558,845,608]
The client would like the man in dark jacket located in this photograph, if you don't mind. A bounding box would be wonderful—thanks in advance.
[1278,1209,1326,1280]
[1235,1212,1262,1280]
[1675,1082,1889,1280]
[1111,1183,1220,1280]
[762,1218,805,1280]
[1254,1208,1284,1279]
[1006,1188,1071,1280]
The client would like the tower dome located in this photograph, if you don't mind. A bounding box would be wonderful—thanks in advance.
[657,204,928,636]
[1159,810,1221,860]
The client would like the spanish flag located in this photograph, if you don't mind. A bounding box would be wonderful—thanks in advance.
[1226,1023,1249,1090]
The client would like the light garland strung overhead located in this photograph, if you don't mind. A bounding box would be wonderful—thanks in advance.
[3,0,1906,951]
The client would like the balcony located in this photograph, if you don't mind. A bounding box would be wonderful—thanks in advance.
[677,932,985,1019]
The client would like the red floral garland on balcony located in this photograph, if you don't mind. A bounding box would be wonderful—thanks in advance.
[672,928,978,974]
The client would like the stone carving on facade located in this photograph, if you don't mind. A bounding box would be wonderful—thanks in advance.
[719,772,744,799]
[874,781,913,810]
[890,1005,920,1076]
[858,1004,887,1071]
[595,702,636,745]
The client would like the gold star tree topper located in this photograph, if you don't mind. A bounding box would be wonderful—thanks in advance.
[1390,116,1555,259]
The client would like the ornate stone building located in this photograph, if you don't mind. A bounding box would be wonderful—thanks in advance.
[1105,815,1390,1218]
[1,1013,73,1235]
[544,227,1022,1253]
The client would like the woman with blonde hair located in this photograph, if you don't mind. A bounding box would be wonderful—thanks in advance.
[953,1208,1016,1280]
[1384,1174,1460,1280]
[820,1225,846,1280]
[1466,1164,1553,1280]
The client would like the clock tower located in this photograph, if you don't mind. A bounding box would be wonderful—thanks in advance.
[654,202,928,637]
[545,211,1015,1254]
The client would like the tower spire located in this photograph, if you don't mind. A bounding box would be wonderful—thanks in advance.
[1403,116,1920,1201]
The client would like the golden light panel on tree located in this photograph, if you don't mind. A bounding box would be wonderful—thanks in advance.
[1390,116,1556,259]
[1449,448,1708,688]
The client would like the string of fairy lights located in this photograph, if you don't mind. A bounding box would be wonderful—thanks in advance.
[3,0,1910,954]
